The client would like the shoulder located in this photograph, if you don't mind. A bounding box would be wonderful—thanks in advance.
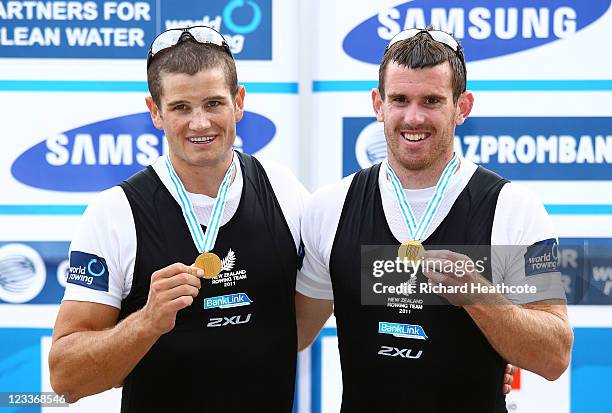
[302,174,355,251]
[255,157,309,247]
[258,157,304,190]
[497,182,547,213]
[307,174,354,221]
[257,157,310,209]
[493,182,556,245]
[83,186,132,220]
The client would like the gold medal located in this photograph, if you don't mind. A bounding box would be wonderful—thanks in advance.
[398,240,425,264]
[194,252,222,279]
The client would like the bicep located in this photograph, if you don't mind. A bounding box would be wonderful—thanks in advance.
[296,293,333,329]
[52,301,121,343]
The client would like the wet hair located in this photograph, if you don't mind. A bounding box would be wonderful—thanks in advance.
[378,31,466,102]
[147,40,238,108]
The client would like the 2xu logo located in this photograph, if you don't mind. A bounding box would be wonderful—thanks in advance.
[207,313,252,328]
[378,345,423,359]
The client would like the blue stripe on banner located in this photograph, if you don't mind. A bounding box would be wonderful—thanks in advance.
[545,205,612,215]
[1,204,612,216]
[312,80,612,92]
[0,205,87,215]
[0,80,298,94]
[243,82,299,94]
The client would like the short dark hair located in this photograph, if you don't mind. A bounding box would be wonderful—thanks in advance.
[147,40,238,108]
[378,31,466,102]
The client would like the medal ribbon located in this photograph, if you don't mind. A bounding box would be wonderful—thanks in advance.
[165,153,236,253]
[386,154,459,241]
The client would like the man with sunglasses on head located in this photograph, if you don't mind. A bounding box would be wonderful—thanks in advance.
[296,28,573,412]
[49,27,308,412]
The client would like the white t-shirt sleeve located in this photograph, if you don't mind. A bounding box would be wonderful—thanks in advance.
[62,186,136,309]
[297,177,353,300]
[259,159,310,250]
[491,183,566,304]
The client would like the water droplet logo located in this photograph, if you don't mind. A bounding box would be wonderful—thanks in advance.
[355,121,387,168]
[0,244,46,303]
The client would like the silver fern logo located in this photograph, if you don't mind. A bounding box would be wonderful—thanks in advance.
[355,121,387,168]
[400,275,418,296]
[221,249,236,272]
[0,244,46,303]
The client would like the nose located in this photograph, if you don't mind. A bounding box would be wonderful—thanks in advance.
[189,108,211,131]
[403,103,425,127]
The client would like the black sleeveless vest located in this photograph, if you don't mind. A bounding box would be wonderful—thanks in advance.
[330,164,509,413]
[117,152,297,412]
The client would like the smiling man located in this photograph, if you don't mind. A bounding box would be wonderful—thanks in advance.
[296,29,573,412]
[49,27,308,412]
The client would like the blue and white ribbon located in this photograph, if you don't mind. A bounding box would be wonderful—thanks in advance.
[165,154,236,253]
[386,154,459,241]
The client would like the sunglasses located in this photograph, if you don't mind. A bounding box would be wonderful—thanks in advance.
[147,26,233,68]
[385,28,466,90]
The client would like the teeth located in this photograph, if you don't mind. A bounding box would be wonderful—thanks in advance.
[401,133,427,142]
[189,136,214,143]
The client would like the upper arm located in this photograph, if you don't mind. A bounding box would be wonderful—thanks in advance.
[296,179,352,300]
[52,301,121,343]
[257,158,310,250]
[491,184,566,304]
[63,187,135,308]
[296,292,333,351]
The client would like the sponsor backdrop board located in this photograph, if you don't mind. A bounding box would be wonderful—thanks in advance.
[0,0,298,81]
[0,91,299,205]
[312,0,612,80]
[2,0,612,412]
[0,0,303,412]
[307,1,612,413]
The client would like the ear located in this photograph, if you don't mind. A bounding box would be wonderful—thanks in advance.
[145,96,164,130]
[455,91,474,125]
[372,88,384,122]
[234,85,246,122]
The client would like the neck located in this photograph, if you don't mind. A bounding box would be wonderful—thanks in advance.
[170,153,235,197]
[388,153,456,190]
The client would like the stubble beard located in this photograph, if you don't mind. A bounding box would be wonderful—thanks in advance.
[384,121,456,173]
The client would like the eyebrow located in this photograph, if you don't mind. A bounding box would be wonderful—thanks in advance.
[386,93,406,100]
[166,99,190,107]
[424,93,447,101]
[165,95,229,107]
[205,95,229,102]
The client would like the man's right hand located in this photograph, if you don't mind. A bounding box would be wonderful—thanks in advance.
[140,263,204,335]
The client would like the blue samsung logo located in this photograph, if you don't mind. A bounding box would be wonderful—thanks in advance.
[378,322,428,340]
[343,0,611,64]
[12,111,275,192]
[204,293,253,310]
